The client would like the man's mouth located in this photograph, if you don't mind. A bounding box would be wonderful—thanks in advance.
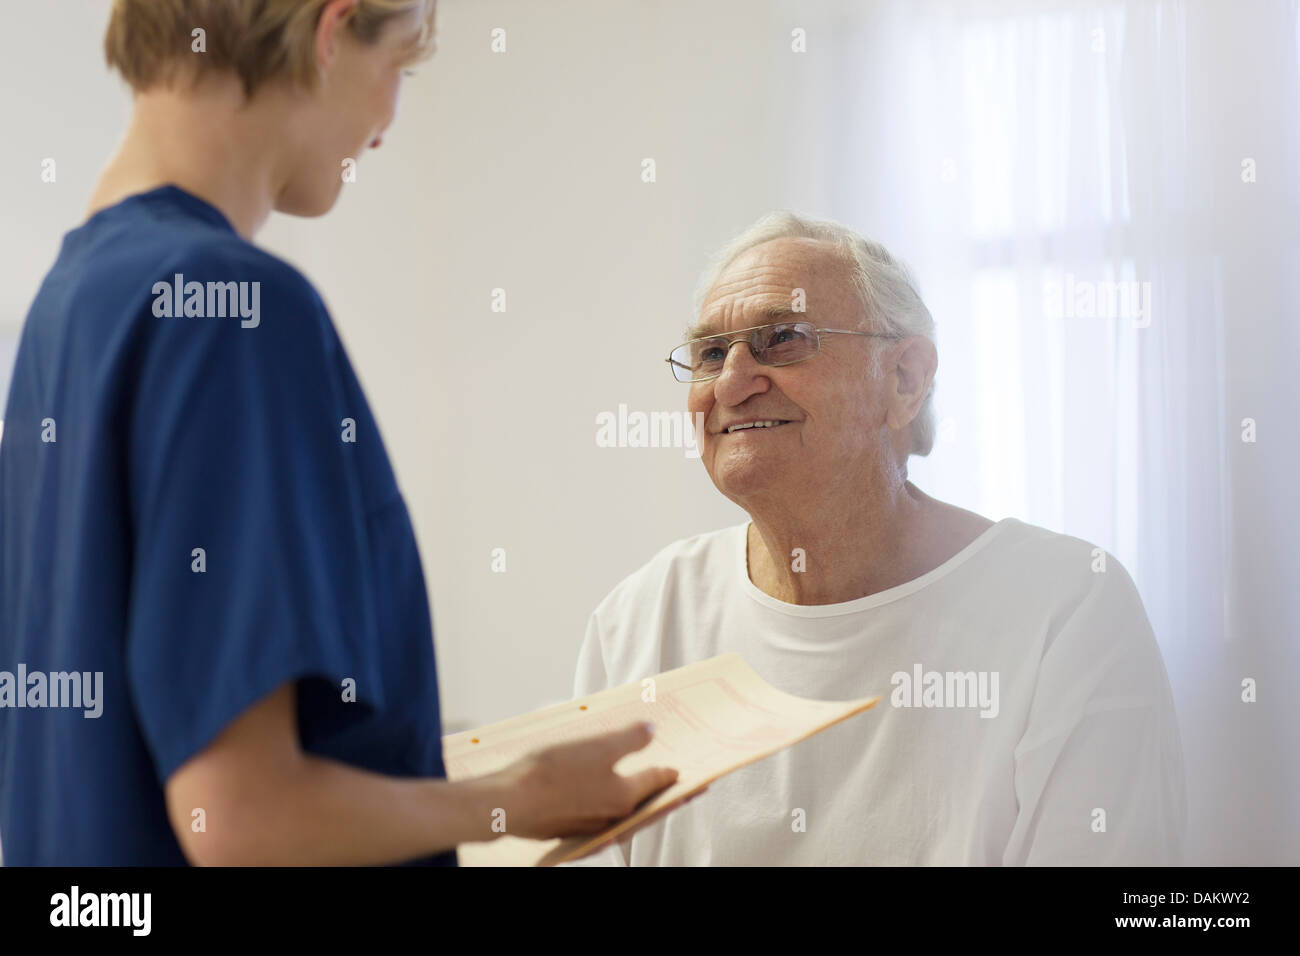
[723,420,792,434]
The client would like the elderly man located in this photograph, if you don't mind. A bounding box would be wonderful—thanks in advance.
[570,212,1187,866]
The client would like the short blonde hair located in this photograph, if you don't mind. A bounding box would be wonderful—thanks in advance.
[105,0,437,97]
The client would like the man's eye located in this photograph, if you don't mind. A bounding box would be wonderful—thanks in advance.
[699,346,727,363]
[771,329,799,345]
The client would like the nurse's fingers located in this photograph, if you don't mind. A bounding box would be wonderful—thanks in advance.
[597,721,658,765]
[620,764,679,802]
[607,785,709,848]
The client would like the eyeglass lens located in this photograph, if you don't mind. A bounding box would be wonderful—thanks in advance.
[671,322,818,382]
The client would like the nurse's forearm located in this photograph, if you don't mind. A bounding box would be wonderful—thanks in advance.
[164,680,508,865]
[175,754,503,866]
[164,680,675,864]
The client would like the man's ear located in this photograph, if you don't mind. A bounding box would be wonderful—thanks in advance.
[885,336,937,430]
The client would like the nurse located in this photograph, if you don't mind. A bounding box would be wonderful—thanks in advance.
[0,0,678,865]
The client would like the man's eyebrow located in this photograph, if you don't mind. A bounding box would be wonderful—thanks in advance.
[754,303,800,321]
[684,303,802,341]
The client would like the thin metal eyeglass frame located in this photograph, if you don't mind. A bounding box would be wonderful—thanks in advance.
[665,322,901,383]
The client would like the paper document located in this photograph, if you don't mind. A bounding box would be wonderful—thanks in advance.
[445,652,880,866]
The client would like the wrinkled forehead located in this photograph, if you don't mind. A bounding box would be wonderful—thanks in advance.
[693,238,859,338]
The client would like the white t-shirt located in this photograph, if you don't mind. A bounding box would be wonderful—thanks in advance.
[567,518,1187,866]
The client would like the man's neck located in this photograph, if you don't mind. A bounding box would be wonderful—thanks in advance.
[745,479,945,605]
[87,81,289,240]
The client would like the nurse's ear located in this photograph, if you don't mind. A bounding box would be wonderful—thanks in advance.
[314,0,363,79]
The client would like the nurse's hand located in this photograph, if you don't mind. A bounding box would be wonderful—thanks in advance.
[486,721,683,841]
[569,783,708,861]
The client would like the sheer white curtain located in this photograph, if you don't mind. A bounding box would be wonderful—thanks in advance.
[811,0,1300,864]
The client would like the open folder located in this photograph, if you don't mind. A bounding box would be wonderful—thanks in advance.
[445,653,880,866]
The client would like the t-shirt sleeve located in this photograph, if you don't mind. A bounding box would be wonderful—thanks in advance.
[559,612,632,867]
[1002,557,1188,865]
[123,252,385,783]
[572,611,611,700]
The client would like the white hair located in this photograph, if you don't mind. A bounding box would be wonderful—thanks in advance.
[694,212,937,457]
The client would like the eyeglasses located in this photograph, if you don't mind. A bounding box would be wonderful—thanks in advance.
[666,321,900,383]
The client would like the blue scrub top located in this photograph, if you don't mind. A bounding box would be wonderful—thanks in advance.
[0,185,457,865]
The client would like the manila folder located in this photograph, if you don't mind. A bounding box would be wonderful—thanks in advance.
[444,652,880,866]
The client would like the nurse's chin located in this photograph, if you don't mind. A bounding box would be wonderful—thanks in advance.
[275,179,346,219]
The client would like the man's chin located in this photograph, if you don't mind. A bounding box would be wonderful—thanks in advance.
[707,458,782,504]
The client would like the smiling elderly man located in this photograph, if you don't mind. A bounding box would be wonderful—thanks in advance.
[569,212,1187,866]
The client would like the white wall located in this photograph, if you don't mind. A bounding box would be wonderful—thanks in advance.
[265,0,807,727]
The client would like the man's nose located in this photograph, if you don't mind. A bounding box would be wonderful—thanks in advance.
[712,340,770,403]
